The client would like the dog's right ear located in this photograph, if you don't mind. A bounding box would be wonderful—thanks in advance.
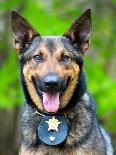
[11,11,40,55]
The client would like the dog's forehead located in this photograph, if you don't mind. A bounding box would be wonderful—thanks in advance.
[24,36,79,58]
[35,36,70,46]
[28,36,75,53]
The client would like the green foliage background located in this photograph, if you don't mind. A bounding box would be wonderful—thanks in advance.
[0,0,116,140]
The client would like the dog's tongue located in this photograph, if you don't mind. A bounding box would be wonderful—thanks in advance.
[43,92,60,113]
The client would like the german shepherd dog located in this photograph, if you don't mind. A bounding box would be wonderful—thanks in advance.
[11,9,115,155]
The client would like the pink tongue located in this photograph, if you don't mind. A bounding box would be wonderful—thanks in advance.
[43,92,60,113]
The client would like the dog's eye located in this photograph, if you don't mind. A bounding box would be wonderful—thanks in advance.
[33,55,44,63]
[60,55,71,64]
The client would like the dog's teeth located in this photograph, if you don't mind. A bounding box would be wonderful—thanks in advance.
[50,136,55,142]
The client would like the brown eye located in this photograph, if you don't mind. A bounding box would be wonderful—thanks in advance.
[33,55,44,63]
[60,55,71,64]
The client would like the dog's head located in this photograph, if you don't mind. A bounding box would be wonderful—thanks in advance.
[11,9,91,113]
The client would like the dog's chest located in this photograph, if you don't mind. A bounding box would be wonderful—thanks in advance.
[31,146,105,155]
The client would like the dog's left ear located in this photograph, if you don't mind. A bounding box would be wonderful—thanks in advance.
[64,9,92,54]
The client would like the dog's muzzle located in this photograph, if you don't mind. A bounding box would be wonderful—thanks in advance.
[35,72,67,113]
[41,72,63,93]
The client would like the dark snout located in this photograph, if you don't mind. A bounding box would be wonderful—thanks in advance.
[37,72,66,93]
[43,72,60,88]
[42,72,62,92]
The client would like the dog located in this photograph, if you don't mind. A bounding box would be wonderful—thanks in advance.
[11,9,115,155]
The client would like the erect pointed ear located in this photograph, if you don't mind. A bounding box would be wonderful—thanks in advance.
[64,9,92,54]
[11,11,40,55]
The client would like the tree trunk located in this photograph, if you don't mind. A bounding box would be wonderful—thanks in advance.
[0,107,20,155]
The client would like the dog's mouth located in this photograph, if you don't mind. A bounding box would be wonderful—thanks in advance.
[42,92,60,113]
[32,77,69,113]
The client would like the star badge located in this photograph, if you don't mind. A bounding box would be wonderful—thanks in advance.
[45,116,62,132]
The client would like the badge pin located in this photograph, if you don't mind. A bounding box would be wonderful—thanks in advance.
[45,116,62,132]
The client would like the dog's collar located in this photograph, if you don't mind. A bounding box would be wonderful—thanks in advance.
[36,111,68,146]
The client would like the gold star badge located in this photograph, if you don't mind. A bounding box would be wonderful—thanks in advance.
[45,116,62,132]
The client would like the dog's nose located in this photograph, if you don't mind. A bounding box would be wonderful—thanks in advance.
[43,73,61,91]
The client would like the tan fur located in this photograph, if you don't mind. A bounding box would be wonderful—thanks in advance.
[20,146,99,155]
[23,62,44,111]
[13,42,21,54]
[60,62,79,108]
[81,39,90,54]
[19,149,35,155]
